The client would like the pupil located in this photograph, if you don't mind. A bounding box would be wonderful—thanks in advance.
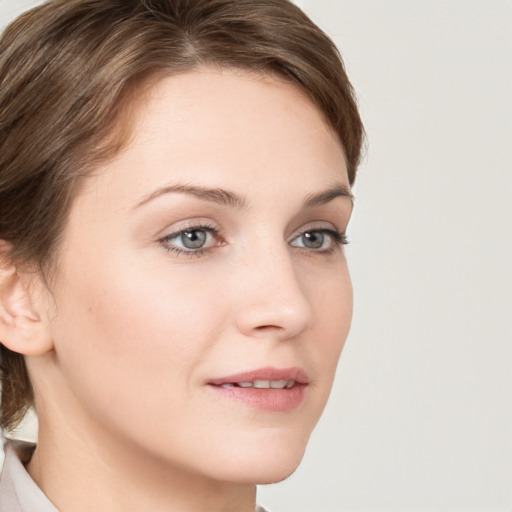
[181,230,207,249]
[303,231,323,249]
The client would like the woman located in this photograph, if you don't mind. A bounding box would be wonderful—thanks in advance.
[0,0,363,511]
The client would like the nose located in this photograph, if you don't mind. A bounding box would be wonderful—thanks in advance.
[232,245,314,341]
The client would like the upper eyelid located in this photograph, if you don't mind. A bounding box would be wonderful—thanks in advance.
[159,221,343,239]
[159,222,219,239]
[292,222,343,237]
[164,224,216,237]
[161,223,340,238]
[295,225,339,234]
[292,227,346,242]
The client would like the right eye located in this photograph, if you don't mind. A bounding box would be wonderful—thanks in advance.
[171,229,210,249]
[159,224,222,256]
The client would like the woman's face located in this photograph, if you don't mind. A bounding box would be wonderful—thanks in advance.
[36,69,353,484]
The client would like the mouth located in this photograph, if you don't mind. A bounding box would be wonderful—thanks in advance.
[215,379,297,389]
[206,367,308,412]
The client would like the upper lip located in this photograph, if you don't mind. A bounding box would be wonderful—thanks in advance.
[207,366,309,386]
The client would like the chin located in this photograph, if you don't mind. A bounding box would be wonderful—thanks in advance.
[207,431,310,485]
[224,456,305,485]
[254,464,301,485]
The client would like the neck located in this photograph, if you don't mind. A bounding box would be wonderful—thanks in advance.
[28,410,256,512]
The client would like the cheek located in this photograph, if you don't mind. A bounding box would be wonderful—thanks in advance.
[308,256,352,330]
[49,252,226,427]
[324,266,352,355]
[306,261,352,390]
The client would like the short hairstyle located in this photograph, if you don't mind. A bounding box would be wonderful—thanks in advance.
[0,0,364,432]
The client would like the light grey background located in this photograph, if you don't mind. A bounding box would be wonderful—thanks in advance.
[1,1,511,511]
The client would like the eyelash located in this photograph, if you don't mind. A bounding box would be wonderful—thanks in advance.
[158,223,348,258]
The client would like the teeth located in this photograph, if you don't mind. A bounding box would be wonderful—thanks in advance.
[225,380,296,389]
[270,380,288,389]
[252,380,270,389]
[221,383,234,389]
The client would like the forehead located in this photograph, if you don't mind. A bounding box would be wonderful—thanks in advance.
[80,68,349,209]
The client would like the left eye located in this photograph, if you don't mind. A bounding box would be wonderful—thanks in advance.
[290,229,343,251]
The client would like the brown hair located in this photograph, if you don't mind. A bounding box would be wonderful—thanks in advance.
[0,0,364,432]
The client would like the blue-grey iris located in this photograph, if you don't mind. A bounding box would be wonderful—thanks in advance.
[181,230,207,249]
[302,231,324,249]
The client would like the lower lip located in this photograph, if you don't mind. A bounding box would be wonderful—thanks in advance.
[207,384,307,412]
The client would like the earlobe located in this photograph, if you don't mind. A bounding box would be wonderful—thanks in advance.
[0,241,54,356]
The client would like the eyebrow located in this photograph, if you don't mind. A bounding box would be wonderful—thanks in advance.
[131,182,353,211]
[303,185,354,208]
[132,182,248,211]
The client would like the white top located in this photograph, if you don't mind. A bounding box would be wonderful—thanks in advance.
[0,440,58,512]
[0,440,269,512]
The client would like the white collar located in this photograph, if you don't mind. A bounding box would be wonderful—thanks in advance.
[0,439,58,512]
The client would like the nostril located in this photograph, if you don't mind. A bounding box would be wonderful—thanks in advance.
[254,325,284,333]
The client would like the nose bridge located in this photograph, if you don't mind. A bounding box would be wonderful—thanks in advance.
[233,236,314,339]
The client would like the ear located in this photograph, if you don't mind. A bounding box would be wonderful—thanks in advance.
[0,241,54,356]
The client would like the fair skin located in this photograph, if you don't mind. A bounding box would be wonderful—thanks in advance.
[1,68,353,512]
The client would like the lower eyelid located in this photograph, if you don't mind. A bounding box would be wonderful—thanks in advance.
[163,246,210,258]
